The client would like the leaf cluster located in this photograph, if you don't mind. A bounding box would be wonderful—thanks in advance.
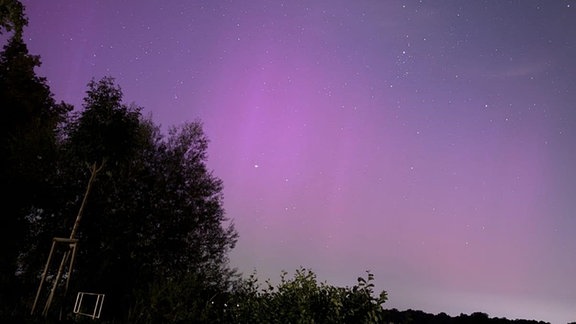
[222,267,388,324]
[0,0,28,36]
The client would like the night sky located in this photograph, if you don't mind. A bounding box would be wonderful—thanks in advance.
[18,1,576,323]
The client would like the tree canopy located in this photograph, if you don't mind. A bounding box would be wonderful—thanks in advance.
[17,76,239,321]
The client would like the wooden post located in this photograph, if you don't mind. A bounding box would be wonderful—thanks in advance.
[69,161,105,240]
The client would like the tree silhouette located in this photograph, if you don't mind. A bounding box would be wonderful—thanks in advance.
[22,77,239,321]
[0,7,70,318]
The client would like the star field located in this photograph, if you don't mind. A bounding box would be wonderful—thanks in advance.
[19,1,576,323]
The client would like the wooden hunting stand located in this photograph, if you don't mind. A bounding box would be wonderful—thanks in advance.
[31,161,105,318]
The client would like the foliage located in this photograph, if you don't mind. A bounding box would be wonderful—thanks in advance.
[222,267,388,324]
[128,271,231,323]
[0,12,70,319]
[0,0,28,36]
[39,77,237,321]
[381,308,552,324]
[66,76,144,166]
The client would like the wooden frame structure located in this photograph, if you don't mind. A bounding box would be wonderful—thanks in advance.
[31,162,105,317]
[73,292,105,319]
[31,237,78,316]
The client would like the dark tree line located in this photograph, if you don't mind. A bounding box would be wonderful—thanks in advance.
[381,309,551,324]
[0,0,72,319]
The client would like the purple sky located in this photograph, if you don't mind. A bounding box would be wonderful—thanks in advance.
[18,1,576,323]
